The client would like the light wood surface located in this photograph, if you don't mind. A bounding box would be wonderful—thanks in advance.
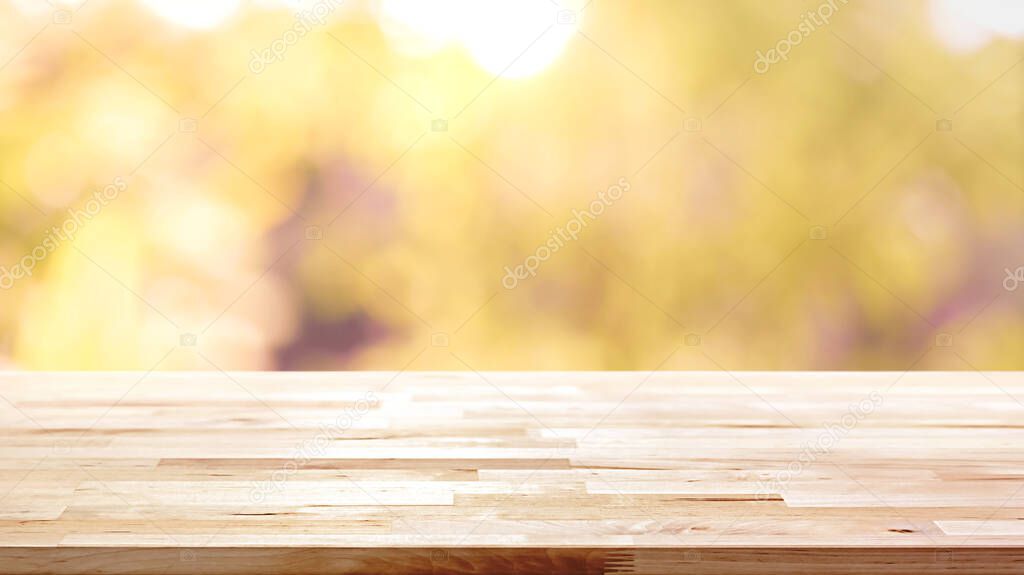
[2,371,1024,574]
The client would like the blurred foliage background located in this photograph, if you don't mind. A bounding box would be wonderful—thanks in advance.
[0,0,1021,371]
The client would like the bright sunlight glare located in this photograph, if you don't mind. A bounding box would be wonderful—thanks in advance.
[930,0,1024,53]
[140,0,241,30]
[377,0,578,78]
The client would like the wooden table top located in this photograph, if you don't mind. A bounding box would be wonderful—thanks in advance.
[2,371,1024,574]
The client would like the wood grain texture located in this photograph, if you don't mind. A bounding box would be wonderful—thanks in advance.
[2,371,1024,574]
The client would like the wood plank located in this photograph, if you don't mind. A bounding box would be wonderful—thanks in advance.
[2,372,1024,573]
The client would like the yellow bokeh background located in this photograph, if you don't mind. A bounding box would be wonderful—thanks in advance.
[0,0,1021,371]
